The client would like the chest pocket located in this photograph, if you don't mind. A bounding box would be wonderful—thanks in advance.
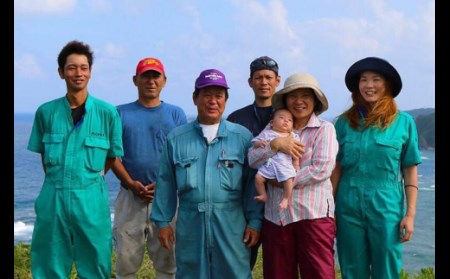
[84,137,110,172]
[42,133,65,166]
[219,155,244,191]
[175,157,198,194]
[339,135,359,168]
[374,137,402,172]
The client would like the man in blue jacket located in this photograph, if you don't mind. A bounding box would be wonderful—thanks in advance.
[151,69,263,279]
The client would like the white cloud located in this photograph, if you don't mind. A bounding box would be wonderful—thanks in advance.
[102,42,126,58]
[231,0,306,63]
[14,0,76,15]
[371,0,409,38]
[93,42,126,72]
[14,54,45,78]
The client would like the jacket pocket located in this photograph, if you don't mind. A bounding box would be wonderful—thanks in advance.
[175,157,198,194]
[42,133,65,166]
[339,135,359,167]
[219,155,244,191]
[374,137,402,171]
[84,137,110,172]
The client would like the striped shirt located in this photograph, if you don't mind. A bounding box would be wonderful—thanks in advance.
[248,113,338,226]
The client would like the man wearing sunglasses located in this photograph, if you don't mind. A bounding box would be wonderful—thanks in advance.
[227,56,281,270]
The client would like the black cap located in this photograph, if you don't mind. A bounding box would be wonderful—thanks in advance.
[250,56,279,76]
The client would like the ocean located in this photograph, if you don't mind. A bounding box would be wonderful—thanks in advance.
[14,113,435,273]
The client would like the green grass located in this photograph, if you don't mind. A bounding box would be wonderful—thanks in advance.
[14,242,434,278]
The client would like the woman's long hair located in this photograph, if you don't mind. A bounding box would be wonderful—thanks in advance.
[342,79,398,130]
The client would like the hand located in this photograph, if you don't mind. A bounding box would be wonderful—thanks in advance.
[243,227,260,248]
[270,134,305,159]
[399,215,415,243]
[253,140,268,149]
[158,226,175,251]
[142,182,155,203]
[128,181,153,204]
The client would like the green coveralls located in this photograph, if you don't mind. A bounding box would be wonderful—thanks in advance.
[334,111,421,279]
[27,94,123,279]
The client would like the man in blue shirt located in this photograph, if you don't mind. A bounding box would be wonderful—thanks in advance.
[111,57,187,279]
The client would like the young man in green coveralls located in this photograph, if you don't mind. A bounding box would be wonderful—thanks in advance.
[27,40,123,279]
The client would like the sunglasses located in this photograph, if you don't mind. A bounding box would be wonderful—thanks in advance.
[250,58,278,69]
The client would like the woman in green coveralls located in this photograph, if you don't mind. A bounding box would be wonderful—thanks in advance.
[27,40,123,278]
[331,57,422,279]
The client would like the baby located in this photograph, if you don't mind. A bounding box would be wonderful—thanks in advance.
[252,108,300,211]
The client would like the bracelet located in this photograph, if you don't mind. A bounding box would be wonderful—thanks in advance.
[404,184,418,190]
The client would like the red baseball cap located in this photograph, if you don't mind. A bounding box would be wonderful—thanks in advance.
[135,57,165,76]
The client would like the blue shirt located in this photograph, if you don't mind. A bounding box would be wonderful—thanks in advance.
[117,100,187,185]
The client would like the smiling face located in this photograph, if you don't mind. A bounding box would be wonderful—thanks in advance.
[285,88,316,129]
[358,71,388,106]
[58,54,91,94]
[193,86,227,124]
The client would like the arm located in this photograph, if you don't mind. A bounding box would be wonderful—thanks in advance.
[292,123,338,187]
[104,157,115,173]
[110,157,153,203]
[152,143,177,250]
[150,138,178,248]
[242,161,263,248]
[331,161,342,197]
[248,133,305,169]
[399,164,419,243]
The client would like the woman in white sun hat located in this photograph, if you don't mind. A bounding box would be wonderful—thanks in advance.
[248,72,338,279]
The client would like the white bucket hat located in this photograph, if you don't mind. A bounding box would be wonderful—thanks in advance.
[272,72,328,115]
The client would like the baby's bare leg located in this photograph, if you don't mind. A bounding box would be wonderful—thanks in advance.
[254,173,268,203]
[279,178,294,210]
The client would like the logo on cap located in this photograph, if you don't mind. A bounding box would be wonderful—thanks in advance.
[136,57,165,76]
[143,59,160,66]
[195,69,229,89]
[205,73,223,80]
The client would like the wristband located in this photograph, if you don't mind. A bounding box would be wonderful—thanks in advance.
[404,184,418,190]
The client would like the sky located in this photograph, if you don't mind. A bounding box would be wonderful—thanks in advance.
[14,0,435,120]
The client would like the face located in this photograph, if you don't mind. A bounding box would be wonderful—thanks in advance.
[193,86,227,125]
[358,71,388,105]
[133,70,166,101]
[285,88,316,129]
[270,109,294,133]
[249,69,280,102]
[58,54,91,93]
